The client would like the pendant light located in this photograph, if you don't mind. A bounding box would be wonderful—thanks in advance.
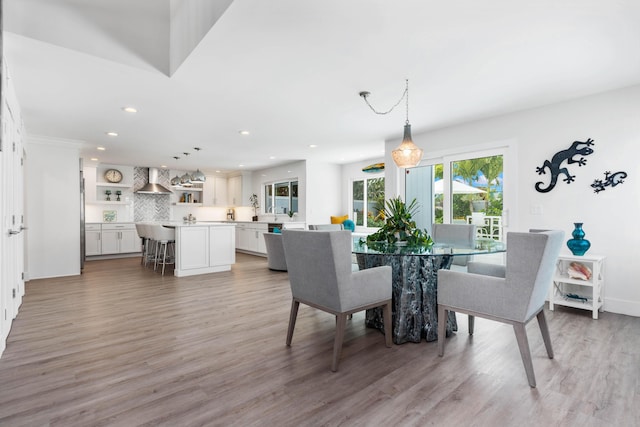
[360,79,423,168]
[180,152,193,186]
[190,147,206,183]
[170,156,182,186]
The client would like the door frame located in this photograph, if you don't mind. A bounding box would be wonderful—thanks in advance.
[400,138,519,235]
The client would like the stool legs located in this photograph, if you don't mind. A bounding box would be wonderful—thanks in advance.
[155,240,175,276]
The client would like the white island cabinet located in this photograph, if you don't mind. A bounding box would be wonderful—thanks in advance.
[173,223,236,277]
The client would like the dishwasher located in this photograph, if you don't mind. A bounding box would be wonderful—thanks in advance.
[268,223,283,233]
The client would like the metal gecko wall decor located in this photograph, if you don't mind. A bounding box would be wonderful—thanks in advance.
[534,138,595,193]
[591,171,627,193]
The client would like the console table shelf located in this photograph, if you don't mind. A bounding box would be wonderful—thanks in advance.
[549,253,605,319]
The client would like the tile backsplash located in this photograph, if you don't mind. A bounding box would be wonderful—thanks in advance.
[133,167,171,222]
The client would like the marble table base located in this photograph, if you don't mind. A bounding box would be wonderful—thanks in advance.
[357,253,458,344]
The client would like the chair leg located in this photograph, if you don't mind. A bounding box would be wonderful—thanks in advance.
[537,310,554,359]
[161,242,168,275]
[332,314,347,372]
[286,300,299,346]
[468,315,475,335]
[382,302,392,347]
[437,304,447,357]
[513,323,537,388]
[154,241,160,271]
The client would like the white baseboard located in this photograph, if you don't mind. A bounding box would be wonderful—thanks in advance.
[604,298,640,317]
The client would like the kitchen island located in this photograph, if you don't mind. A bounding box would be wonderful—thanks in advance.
[172,222,236,277]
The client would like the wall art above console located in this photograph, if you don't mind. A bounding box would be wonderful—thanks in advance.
[534,138,595,193]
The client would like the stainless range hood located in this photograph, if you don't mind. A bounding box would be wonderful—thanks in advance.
[136,168,172,194]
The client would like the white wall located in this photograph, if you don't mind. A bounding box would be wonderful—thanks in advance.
[306,161,341,226]
[25,136,82,279]
[383,85,640,316]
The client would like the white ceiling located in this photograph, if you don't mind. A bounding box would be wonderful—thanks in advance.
[5,0,640,174]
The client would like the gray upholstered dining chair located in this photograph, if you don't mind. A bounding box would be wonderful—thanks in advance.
[263,232,287,271]
[308,224,344,231]
[282,229,392,371]
[431,223,477,267]
[436,230,564,387]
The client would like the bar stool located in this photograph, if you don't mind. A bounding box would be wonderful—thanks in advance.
[135,223,150,265]
[150,224,175,276]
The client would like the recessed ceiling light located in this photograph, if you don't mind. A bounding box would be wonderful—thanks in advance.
[309,144,317,148]
[122,107,137,113]
[161,165,167,168]
[239,130,250,135]
[215,170,221,173]
[269,156,276,160]
[238,164,245,167]
[106,131,118,137]
[90,157,98,161]
[97,146,106,151]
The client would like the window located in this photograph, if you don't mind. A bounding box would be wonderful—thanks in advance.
[352,176,385,228]
[264,180,298,214]
[406,149,506,241]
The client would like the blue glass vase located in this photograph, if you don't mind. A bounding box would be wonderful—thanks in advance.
[566,222,591,256]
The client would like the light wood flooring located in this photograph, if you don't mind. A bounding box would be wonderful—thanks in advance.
[0,254,638,426]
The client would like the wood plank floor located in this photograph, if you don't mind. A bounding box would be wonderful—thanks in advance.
[0,254,638,426]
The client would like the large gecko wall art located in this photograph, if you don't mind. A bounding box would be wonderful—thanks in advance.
[534,138,595,193]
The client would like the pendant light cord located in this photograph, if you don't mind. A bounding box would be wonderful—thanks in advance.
[360,79,409,118]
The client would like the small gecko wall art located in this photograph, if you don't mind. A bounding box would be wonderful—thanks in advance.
[591,171,627,193]
[534,138,595,193]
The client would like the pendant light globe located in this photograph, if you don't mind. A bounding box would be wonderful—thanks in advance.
[391,124,423,168]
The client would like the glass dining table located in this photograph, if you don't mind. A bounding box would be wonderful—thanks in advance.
[352,238,506,344]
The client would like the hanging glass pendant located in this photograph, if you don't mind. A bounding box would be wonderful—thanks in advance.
[391,123,423,168]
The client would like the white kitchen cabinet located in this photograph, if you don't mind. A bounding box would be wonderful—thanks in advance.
[235,223,267,254]
[174,224,236,277]
[101,223,140,255]
[85,223,102,256]
[177,226,210,270]
[210,226,235,267]
[227,172,253,207]
[228,175,242,206]
[202,176,228,206]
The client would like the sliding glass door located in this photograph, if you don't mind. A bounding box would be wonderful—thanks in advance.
[406,148,506,241]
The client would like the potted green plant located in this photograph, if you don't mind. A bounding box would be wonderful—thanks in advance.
[249,194,259,221]
[366,197,433,246]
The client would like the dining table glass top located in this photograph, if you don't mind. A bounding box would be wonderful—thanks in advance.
[352,237,506,257]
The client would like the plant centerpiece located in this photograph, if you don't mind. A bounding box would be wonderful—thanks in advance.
[249,194,259,221]
[366,197,433,246]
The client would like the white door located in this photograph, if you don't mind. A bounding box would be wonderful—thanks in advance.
[1,97,25,335]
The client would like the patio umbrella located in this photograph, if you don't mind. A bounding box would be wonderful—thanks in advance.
[433,180,486,194]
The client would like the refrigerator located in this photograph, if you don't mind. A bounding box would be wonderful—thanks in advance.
[80,164,86,271]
